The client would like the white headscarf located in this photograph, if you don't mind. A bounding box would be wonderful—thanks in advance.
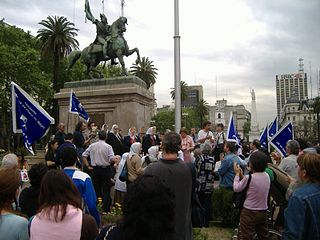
[111,124,118,133]
[146,127,154,135]
[129,142,142,158]
[148,146,159,158]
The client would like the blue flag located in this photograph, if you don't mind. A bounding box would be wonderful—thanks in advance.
[69,91,89,122]
[269,121,294,157]
[11,82,54,155]
[268,117,278,138]
[259,126,269,150]
[227,112,240,145]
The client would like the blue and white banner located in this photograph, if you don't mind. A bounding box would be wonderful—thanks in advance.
[69,91,89,122]
[227,112,240,145]
[11,82,54,155]
[268,117,278,138]
[269,121,294,157]
[259,126,269,150]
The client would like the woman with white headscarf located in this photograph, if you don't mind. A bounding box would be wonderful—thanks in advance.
[142,127,160,155]
[127,143,145,185]
[141,146,159,167]
[123,126,141,153]
[107,124,124,156]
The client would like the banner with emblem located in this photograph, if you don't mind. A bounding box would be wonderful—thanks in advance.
[11,82,54,154]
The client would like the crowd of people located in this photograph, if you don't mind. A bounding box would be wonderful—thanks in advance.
[0,119,320,240]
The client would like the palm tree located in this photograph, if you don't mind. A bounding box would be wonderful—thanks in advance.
[37,16,79,120]
[170,81,189,102]
[130,57,158,89]
[195,99,210,128]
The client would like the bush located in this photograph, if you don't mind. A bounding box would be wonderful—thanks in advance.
[212,188,240,227]
[193,228,208,240]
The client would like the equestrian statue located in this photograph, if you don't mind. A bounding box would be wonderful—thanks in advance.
[68,0,141,77]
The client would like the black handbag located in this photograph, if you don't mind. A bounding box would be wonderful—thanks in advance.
[232,173,252,209]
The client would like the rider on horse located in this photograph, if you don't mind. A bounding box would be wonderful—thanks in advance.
[85,0,116,64]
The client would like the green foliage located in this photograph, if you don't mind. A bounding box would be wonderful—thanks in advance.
[195,99,210,128]
[242,121,251,142]
[130,57,158,89]
[170,80,189,101]
[152,107,205,133]
[193,228,208,240]
[212,188,240,227]
[152,109,175,133]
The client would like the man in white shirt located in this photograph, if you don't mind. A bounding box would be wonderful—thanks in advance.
[82,130,117,212]
[278,140,300,180]
[197,121,215,149]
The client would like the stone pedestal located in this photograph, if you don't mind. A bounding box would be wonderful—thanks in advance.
[54,76,154,133]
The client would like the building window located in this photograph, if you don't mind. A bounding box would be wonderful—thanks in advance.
[292,107,295,110]
[218,113,221,119]
[304,116,307,120]
[293,116,296,121]
[288,117,290,121]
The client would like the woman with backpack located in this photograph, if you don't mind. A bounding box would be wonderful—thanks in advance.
[233,151,270,240]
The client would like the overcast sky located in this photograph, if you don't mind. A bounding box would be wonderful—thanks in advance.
[2,0,320,128]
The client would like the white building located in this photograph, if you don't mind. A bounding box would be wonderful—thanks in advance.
[280,95,316,139]
[209,99,251,139]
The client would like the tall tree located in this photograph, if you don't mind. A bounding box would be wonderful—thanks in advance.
[195,99,210,128]
[37,16,79,120]
[170,80,189,102]
[130,57,158,89]
[312,97,320,142]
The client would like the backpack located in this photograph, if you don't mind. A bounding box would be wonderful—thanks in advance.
[119,157,128,182]
[267,164,289,205]
[232,173,252,209]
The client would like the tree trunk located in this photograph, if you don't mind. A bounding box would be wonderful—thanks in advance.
[52,52,60,130]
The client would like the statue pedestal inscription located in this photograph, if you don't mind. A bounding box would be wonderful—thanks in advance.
[54,76,154,132]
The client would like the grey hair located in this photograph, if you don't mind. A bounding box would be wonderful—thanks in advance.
[1,153,18,169]
[200,143,212,155]
[286,140,300,155]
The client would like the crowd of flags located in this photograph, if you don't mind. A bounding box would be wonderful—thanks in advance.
[227,113,294,157]
[12,82,294,156]
[12,82,89,154]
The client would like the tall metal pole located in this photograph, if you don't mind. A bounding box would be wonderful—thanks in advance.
[174,0,181,133]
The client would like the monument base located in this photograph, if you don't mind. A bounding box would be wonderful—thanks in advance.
[54,76,154,133]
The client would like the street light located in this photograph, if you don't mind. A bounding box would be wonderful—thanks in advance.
[182,112,188,128]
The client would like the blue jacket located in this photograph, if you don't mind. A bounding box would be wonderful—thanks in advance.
[63,168,100,226]
[218,153,242,189]
[283,183,320,240]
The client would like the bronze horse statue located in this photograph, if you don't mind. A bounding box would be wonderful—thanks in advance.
[68,17,140,77]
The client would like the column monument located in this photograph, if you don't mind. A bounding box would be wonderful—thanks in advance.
[249,89,260,142]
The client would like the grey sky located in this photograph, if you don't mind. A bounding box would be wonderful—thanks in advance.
[1,0,320,129]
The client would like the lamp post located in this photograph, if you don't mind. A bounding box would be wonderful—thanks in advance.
[182,112,188,128]
[174,0,181,133]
